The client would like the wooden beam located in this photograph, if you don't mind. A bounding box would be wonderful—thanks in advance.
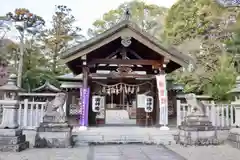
[89,73,155,79]
[128,49,143,59]
[94,66,151,71]
[88,59,162,66]
[105,48,122,59]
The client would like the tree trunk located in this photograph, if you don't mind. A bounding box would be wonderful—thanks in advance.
[52,44,58,74]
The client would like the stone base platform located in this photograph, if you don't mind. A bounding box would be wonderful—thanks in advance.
[35,123,73,148]
[0,129,29,152]
[173,115,223,146]
[227,128,240,149]
[173,129,222,146]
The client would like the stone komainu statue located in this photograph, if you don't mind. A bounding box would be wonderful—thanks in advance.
[43,92,67,123]
[185,93,207,116]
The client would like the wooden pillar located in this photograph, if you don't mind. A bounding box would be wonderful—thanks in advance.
[79,56,90,129]
[83,66,89,126]
[83,67,88,88]
[157,58,170,130]
[154,79,159,126]
[163,58,170,126]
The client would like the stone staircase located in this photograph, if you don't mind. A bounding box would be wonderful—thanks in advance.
[105,110,136,125]
[73,127,177,146]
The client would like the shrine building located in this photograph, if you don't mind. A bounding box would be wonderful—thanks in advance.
[59,19,194,127]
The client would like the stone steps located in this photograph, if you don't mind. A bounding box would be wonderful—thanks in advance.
[73,128,176,146]
[0,135,26,145]
[0,141,29,152]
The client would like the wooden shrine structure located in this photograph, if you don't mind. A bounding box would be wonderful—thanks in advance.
[60,19,194,127]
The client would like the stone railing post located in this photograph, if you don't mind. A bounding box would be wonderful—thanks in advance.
[233,105,240,127]
[228,103,240,149]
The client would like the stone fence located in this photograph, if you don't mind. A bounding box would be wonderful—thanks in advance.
[177,100,236,129]
[0,99,45,130]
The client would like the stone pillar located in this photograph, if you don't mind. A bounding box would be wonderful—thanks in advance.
[234,105,240,126]
[228,104,240,149]
[0,74,29,152]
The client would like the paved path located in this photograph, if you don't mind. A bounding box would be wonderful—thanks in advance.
[1,144,240,160]
[166,144,240,160]
[73,127,177,146]
[88,145,185,160]
[0,145,185,160]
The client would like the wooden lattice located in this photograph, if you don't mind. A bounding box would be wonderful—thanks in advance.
[69,104,80,115]
[0,62,8,86]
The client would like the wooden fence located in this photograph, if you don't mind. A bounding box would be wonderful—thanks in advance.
[177,100,236,128]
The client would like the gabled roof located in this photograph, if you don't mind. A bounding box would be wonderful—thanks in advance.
[61,20,195,68]
[56,73,83,81]
[32,81,60,92]
[60,81,82,89]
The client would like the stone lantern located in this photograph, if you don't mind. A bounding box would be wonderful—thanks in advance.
[229,76,240,104]
[0,74,29,152]
[0,74,22,129]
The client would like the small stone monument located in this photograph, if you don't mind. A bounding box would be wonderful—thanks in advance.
[173,93,220,146]
[0,74,29,152]
[35,92,73,148]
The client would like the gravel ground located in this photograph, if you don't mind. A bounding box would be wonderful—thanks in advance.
[166,144,240,160]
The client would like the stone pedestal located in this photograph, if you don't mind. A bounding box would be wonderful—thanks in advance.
[228,128,240,149]
[173,115,221,146]
[35,122,73,148]
[0,129,29,152]
[35,92,72,148]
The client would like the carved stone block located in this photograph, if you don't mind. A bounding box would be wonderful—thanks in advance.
[0,141,29,152]
[228,128,240,149]
[0,135,25,145]
[35,123,73,148]
[0,129,29,152]
[43,115,55,123]
[0,129,22,136]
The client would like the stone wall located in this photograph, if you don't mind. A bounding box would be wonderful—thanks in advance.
[228,128,240,149]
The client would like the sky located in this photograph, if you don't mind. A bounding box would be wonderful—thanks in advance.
[0,0,177,39]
